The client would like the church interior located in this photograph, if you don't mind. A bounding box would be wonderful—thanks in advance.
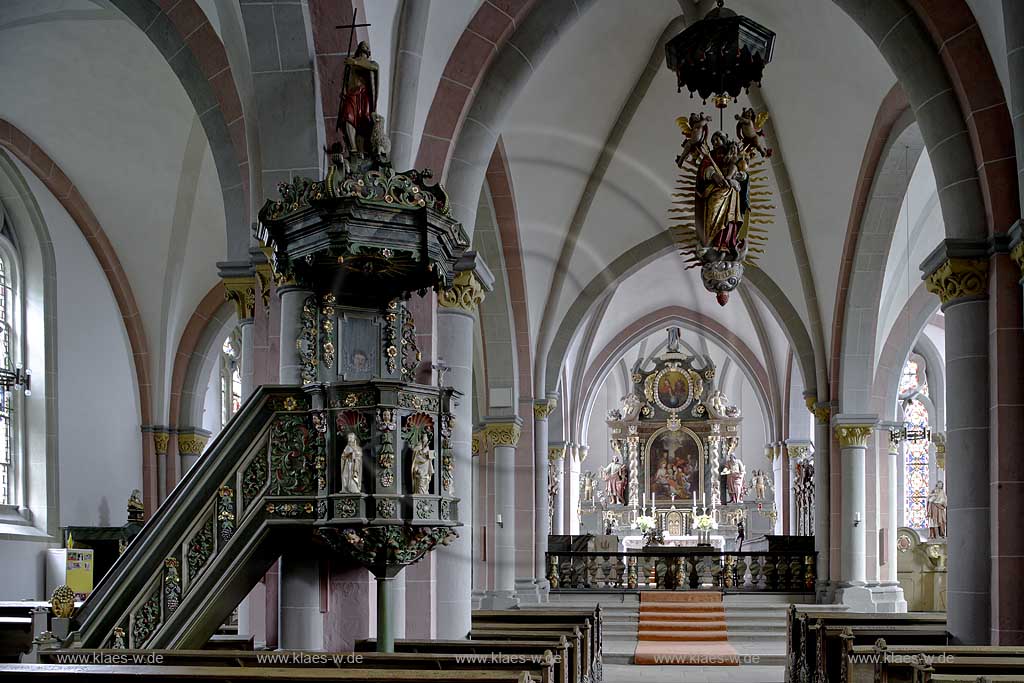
[0,0,1022,681]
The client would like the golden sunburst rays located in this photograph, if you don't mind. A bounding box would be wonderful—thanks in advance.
[743,156,774,267]
[670,152,775,271]
[670,155,701,270]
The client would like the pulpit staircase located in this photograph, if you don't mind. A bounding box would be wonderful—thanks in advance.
[68,386,309,649]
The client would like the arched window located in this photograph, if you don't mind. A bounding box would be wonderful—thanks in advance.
[0,229,22,507]
[900,356,930,529]
[220,327,241,428]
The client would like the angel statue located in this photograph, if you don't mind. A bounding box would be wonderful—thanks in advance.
[339,432,363,494]
[621,393,643,421]
[734,108,772,159]
[411,434,435,495]
[720,454,746,504]
[671,110,773,307]
[601,453,628,506]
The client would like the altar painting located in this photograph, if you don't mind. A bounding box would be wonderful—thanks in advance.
[646,428,703,502]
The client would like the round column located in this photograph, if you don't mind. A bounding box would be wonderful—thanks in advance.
[810,401,831,598]
[533,398,556,589]
[770,444,783,534]
[239,318,255,398]
[483,420,521,608]
[549,446,565,536]
[564,446,583,535]
[277,285,312,385]
[885,432,900,585]
[925,257,990,644]
[833,420,874,608]
[434,272,484,639]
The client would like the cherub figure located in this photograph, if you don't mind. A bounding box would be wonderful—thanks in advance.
[675,112,712,167]
[735,108,772,159]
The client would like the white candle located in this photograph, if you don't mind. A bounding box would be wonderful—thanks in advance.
[652,493,656,511]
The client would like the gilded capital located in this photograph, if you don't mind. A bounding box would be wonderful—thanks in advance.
[254,262,274,310]
[925,257,988,304]
[471,430,484,456]
[813,405,831,425]
[177,431,210,455]
[804,395,817,415]
[534,398,557,420]
[485,422,522,447]
[1011,239,1024,276]
[438,271,485,312]
[152,429,170,456]
[223,277,257,320]
[834,424,873,449]
[787,443,811,461]
[548,445,565,462]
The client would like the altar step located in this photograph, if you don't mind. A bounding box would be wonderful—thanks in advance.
[634,591,739,665]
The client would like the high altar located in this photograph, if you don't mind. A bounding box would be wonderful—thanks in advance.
[583,328,774,549]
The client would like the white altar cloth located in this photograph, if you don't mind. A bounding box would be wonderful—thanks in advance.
[621,534,726,552]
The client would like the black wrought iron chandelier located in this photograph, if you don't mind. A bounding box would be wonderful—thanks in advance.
[665,0,776,108]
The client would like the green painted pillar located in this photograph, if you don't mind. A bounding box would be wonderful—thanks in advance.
[376,575,395,653]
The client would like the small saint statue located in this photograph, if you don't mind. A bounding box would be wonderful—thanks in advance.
[339,432,362,494]
[751,469,771,501]
[601,453,628,505]
[926,481,947,539]
[580,471,596,503]
[337,41,386,162]
[721,454,746,504]
[410,433,435,495]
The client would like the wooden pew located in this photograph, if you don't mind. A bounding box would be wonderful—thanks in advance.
[472,608,602,682]
[204,634,256,650]
[359,638,572,683]
[785,605,947,683]
[913,658,1024,683]
[927,676,1024,683]
[37,649,556,683]
[468,627,583,683]
[841,641,1024,683]
[0,664,541,682]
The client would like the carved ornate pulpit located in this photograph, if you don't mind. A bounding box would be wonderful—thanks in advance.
[255,125,469,650]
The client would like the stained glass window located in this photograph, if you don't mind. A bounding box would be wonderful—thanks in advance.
[0,256,12,506]
[901,357,930,529]
[220,328,242,428]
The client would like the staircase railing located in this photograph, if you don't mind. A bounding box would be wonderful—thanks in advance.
[546,549,816,592]
[70,385,310,649]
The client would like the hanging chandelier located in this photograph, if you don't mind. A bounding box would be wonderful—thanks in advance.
[665,0,776,108]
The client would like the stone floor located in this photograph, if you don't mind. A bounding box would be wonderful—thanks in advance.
[604,663,784,683]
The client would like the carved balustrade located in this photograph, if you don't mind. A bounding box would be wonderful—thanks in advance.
[546,549,815,593]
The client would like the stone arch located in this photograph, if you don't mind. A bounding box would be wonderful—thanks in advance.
[838,112,925,412]
[543,233,818,408]
[870,282,940,420]
[575,306,776,447]
[833,0,1004,240]
[0,124,158,511]
[111,0,250,259]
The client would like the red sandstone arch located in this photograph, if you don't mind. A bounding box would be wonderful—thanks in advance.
[415,1,538,175]
[0,119,157,513]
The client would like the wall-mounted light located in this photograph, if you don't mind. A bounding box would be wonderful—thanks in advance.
[853,512,861,527]
[496,514,503,528]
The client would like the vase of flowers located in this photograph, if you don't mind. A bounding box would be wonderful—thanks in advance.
[631,514,664,547]
[694,514,718,546]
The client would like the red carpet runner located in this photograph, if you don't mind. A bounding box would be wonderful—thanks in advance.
[633,591,740,665]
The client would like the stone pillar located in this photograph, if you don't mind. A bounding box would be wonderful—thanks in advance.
[435,269,487,639]
[566,446,585,535]
[176,430,209,474]
[833,418,875,610]
[481,419,522,609]
[809,399,831,599]
[275,282,322,649]
[924,254,990,644]
[549,445,566,536]
[533,398,556,591]
[770,444,784,534]
[150,428,170,506]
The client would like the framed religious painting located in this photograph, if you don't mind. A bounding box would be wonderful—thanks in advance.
[645,426,705,504]
[652,366,696,412]
[338,311,379,380]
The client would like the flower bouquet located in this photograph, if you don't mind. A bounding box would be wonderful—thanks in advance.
[631,514,664,547]
[694,513,718,545]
